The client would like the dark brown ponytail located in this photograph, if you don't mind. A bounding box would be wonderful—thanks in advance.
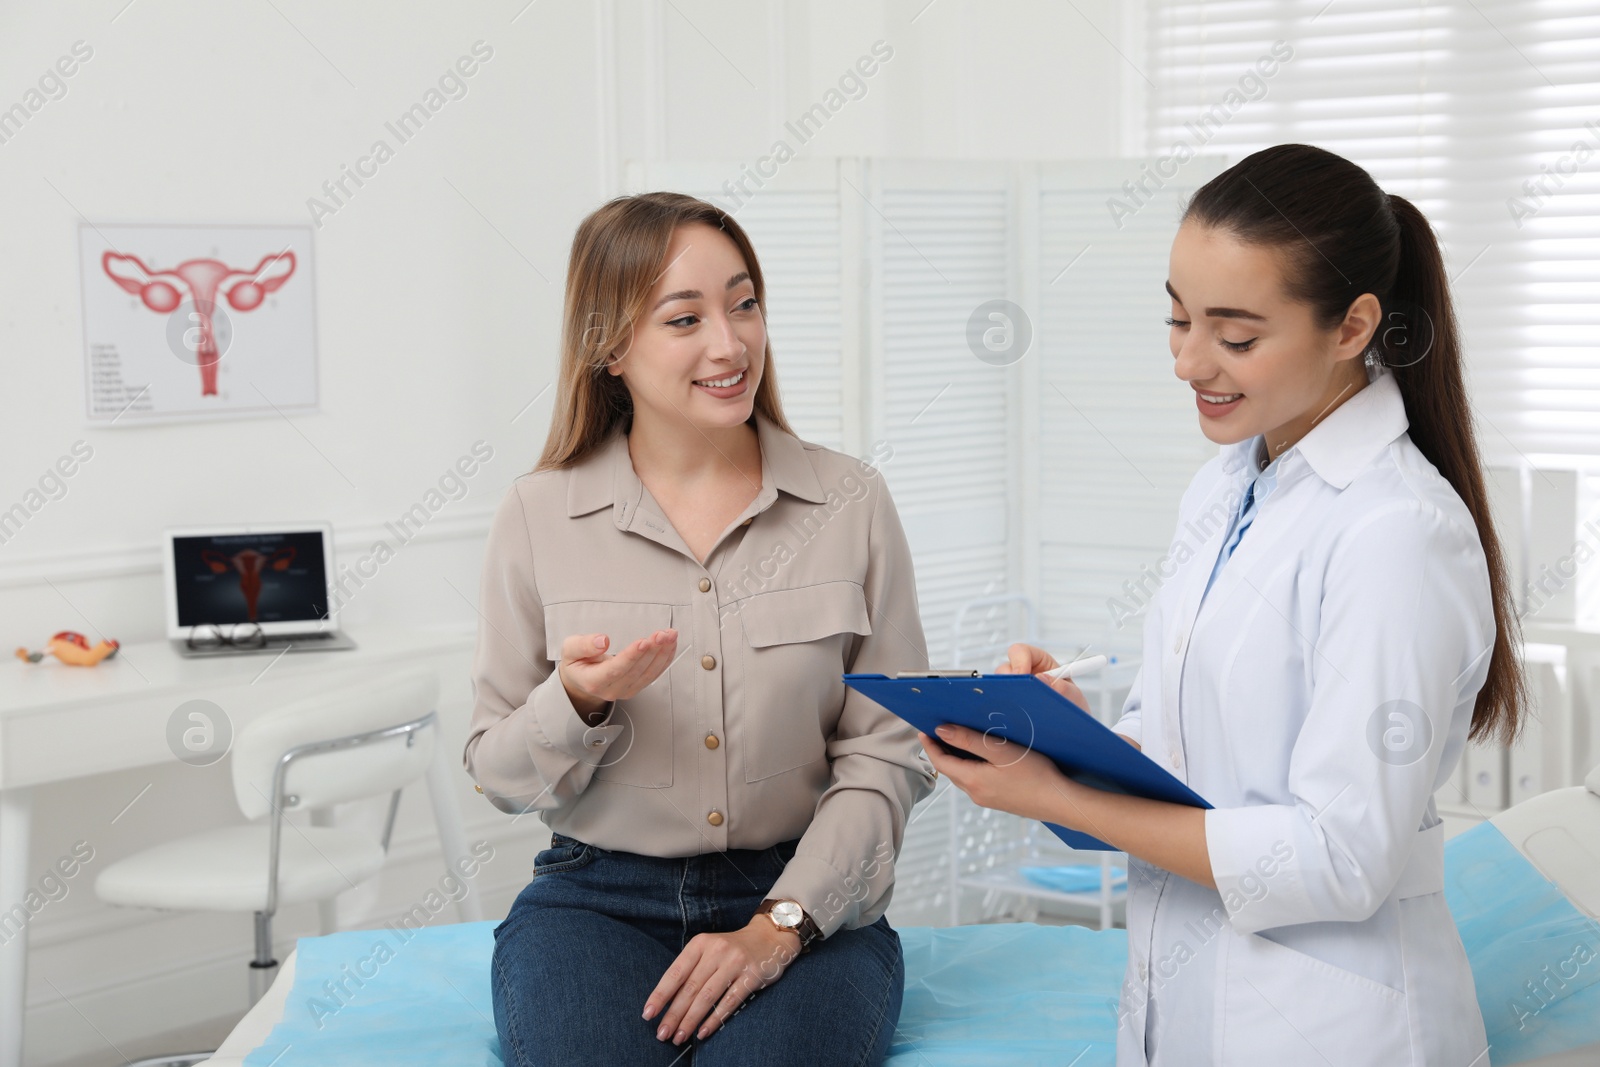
[1187,145,1526,745]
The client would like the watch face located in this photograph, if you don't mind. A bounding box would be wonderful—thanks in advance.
[770,900,803,927]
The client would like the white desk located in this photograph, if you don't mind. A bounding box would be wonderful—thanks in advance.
[0,624,482,1067]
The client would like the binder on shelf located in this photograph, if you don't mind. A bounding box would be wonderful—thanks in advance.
[1510,646,1572,806]
[844,672,1210,851]
[1466,741,1509,813]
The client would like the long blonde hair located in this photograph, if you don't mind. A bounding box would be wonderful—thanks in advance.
[534,192,794,472]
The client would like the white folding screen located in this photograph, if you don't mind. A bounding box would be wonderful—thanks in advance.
[1033,161,1225,660]
[867,161,1020,670]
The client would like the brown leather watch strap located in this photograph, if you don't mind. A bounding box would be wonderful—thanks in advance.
[756,897,821,953]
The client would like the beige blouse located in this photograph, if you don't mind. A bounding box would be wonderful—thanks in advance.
[463,411,936,938]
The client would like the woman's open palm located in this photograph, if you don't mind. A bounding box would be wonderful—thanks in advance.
[557,629,678,710]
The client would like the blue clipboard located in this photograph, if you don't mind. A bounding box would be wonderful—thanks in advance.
[843,671,1211,852]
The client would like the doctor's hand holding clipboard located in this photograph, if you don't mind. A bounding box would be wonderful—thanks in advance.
[915,641,1217,891]
[915,642,1082,761]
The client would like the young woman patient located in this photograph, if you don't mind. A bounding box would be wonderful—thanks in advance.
[923,144,1525,1065]
[465,192,934,1067]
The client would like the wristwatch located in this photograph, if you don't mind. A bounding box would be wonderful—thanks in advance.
[756,898,822,953]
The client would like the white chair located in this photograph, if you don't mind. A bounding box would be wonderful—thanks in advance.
[96,669,442,1027]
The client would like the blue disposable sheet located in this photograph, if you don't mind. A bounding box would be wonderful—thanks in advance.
[1021,864,1128,895]
[244,919,502,1067]
[245,826,1600,1066]
[243,920,1125,1066]
[1443,820,1600,1066]
[887,922,1124,1066]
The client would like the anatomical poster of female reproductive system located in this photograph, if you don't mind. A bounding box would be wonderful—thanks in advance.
[79,223,318,423]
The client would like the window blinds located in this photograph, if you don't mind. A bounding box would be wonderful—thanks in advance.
[1147,0,1600,464]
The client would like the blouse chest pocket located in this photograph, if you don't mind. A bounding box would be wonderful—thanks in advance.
[736,581,871,783]
[543,600,676,789]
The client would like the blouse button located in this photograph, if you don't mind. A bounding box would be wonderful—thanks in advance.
[705,733,720,749]
[701,654,717,670]
[741,517,752,526]
[474,785,483,793]
[707,810,724,826]
[698,577,711,592]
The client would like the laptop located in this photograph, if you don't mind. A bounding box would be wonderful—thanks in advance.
[163,522,358,657]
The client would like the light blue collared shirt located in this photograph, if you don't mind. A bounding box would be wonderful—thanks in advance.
[1200,437,1281,601]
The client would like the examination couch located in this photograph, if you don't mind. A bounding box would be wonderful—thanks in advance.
[203,766,1600,1066]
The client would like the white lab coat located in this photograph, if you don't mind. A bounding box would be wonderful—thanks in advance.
[1112,367,1493,1066]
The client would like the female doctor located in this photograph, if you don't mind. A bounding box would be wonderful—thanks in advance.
[919,143,1527,1066]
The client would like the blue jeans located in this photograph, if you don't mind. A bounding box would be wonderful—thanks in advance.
[491,833,904,1067]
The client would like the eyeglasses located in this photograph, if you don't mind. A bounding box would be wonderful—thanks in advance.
[186,622,267,650]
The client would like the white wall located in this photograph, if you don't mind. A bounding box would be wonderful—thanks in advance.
[0,1,1130,1062]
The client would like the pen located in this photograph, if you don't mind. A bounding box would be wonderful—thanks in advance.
[1041,654,1108,681]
